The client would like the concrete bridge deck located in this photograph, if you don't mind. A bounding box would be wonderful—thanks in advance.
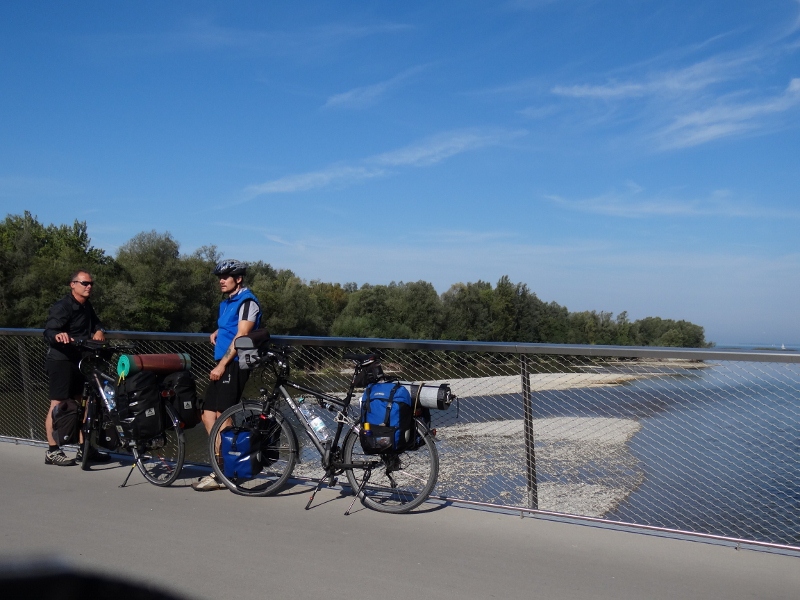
[1,441,798,600]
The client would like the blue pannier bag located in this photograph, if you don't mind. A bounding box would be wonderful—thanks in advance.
[221,426,265,480]
[360,382,414,454]
[220,415,280,480]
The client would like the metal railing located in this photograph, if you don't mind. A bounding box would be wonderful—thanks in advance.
[2,328,799,551]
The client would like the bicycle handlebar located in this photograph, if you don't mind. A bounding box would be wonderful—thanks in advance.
[72,339,136,354]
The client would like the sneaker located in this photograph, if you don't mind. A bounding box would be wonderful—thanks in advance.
[76,447,111,463]
[45,449,76,466]
[191,473,224,492]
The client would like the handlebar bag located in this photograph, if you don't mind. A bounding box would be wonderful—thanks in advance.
[353,359,385,388]
[117,371,165,441]
[359,382,414,454]
[234,329,271,370]
[161,371,201,429]
[52,399,80,447]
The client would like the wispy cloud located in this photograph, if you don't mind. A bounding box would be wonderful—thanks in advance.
[552,54,754,100]
[244,165,384,196]
[215,222,300,248]
[545,183,800,219]
[82,19,412,57]
[657,78,800,148]
[242,128,527,201]
[542,10,800,150]
[324,66,427,109]
[372,129,526,167]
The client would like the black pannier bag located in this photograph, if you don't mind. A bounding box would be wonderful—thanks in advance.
[235,329,271,370]
[52,399,80,447]
[161,371,201,429]
[117,371,165,441]
[95,418,120,450]
[352,357,385,388]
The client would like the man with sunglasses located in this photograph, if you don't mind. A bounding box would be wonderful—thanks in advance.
[42,270,108,466]
[192,259,261,491]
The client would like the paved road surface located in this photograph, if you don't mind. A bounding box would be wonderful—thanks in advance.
[1,441,798,600]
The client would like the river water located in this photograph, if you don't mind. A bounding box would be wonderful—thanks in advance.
[604,358,800,546]
[437,352,800,546]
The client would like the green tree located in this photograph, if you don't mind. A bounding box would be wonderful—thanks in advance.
[0,213,712,347]
[0,212,109,328]
[440,281,493,341]
[104,231,208,332]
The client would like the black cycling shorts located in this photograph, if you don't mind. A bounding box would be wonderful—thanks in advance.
[46,360,86,401]
[203,361,250,413]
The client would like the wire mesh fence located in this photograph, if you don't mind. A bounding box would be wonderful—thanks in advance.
[2,328,799,549]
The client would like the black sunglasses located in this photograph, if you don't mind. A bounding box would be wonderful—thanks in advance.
[72,280,94,287]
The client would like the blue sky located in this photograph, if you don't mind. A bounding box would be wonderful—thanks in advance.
[2,1,799,345]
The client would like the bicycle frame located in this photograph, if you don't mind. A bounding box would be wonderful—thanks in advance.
[79,354,127,444]
[214,345,440,513]
[256,350,394,510]
[76,341,186,487]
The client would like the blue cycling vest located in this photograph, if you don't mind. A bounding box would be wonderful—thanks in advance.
[215,288,261,361]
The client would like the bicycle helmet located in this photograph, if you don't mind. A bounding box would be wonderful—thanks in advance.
[213,259,247,277]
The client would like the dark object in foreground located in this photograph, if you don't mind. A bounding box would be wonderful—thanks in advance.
[0,562,185,600]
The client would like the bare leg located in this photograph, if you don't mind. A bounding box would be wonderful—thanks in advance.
[202,410,232,460]
[45,400,60,446]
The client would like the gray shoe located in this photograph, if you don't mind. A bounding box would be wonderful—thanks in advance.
[191,473,224,492]
[45,449,76,466]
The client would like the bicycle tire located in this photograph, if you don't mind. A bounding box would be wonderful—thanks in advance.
[79,398,98,471]
[209,401,298,497]
[342,419,439,514]
[133,403,185,487]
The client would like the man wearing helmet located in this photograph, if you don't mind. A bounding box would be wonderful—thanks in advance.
[192,259,262,491]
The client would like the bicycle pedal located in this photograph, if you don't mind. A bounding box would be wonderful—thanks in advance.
[327,476,338,487]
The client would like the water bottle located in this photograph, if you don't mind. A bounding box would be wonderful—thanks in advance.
[102,381,116,411]
[297,397,330,442]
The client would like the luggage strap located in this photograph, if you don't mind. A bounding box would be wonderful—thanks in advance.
[363,382,402,426]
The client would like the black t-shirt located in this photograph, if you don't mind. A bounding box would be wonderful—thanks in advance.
[43,294,103,362]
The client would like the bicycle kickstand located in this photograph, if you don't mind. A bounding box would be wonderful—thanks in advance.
[345,467,372,516]
[305,477,325,510]
[119,461,137,488]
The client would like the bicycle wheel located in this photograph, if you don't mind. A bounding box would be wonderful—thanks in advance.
[343,419,439,513]
[134,404,185,487]
[79,398,98,471]
[209,401,298,497]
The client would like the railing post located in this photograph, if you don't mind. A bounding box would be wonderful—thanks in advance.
[520,354,537,509]
[16,339,37,440]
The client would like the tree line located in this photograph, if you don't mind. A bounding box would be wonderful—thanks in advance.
[0,212,712,347]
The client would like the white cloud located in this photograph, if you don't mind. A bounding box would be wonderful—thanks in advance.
[83,19,412,57]
[243,128,527,200]
[373,129,527,167]
[244,165,384,196]
[657,78,800,148]
[545,25,800,150]
[324,66,426,109]
[551,54,753,100]
[545,183,800,219]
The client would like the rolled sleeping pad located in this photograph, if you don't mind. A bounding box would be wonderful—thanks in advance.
[399,382,455,410]
[117,353,191,377]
